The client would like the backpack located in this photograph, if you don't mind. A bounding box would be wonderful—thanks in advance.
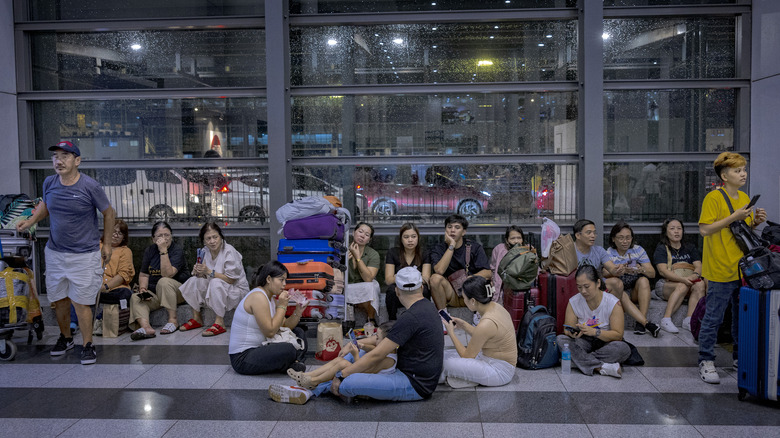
[516,305,559,370]
[762,221,780,246]
[690,295,707,341]
[739,245,780,290]
[498,244,539,291]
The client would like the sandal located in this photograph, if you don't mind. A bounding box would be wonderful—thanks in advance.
[160,322,178,335]
[179,319,203,332]
[202,323,226,337]
[130,328,156,341]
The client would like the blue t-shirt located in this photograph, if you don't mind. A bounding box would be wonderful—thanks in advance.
[606,245,651,268]
[576,245,610,271]
[43,174,111,253]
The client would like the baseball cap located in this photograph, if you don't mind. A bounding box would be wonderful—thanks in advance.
[395,267,423,291]
[48,140,81,157]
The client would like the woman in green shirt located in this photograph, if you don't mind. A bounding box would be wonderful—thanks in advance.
[346,222,381,325]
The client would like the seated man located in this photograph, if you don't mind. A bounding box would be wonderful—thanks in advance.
[429,214,492,310]
[269,267,444,404]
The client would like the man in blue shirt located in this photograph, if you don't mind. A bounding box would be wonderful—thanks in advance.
[17,141,115,365]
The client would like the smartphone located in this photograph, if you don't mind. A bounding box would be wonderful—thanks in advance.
[138,291,154,300]
[563,324,581,334]
[691,278,702,283]
[746,194,760,209]
[196,248,205,264]
[347,329,358,347]
[439,309,452,323]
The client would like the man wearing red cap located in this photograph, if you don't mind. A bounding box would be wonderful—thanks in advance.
[16,141,115,365]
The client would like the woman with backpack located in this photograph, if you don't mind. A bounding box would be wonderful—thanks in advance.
[440,276,517,388]
[490,225,526,303]
[557,264,631,378]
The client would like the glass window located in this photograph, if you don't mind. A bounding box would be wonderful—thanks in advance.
[31,29,265,90]
[32,98,268,160]
[604,0,734,5]
[27,0,264,21]
[34,166,270,225]
[603,161,724,223]
[291,92,577,157]
[604,88,735,152]
[295,163,578,226]
[603,17,736,80]
[291,0,576,14]
[291,21,577,86]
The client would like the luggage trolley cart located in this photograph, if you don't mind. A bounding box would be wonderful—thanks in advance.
[0,229,43,361]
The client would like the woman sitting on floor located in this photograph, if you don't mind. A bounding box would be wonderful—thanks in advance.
[440,276,517,388]
[229,261,308,375]
[345,222,381,325]
[557,264,631,378]
[179,221,249,337]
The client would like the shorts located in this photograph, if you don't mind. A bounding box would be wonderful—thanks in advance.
[44,247,103,305]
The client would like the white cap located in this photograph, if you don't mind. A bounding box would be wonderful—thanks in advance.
[395,267,423,291]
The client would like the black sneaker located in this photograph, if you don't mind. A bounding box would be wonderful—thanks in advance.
[645,321,661,338]
[633,321,646,335]
[80,342,97,365]
[288,361,306,373]
[50,334,74,356]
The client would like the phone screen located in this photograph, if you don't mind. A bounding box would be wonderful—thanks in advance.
[348,329,358,346]
[439,309,452,322]
[563,324,580,334]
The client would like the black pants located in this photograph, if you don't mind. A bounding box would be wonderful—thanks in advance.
[229,327,307,375]
[385,283,431,320]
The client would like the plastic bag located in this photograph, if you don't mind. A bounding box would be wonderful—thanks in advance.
[540,217,561,258]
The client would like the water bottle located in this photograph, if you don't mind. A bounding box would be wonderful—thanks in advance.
[561,343,571,375]
[363,320,375,336]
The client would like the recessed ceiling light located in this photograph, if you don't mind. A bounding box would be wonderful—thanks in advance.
[602,33,610,40]
[327,39,337,46]
[546,34,553,38]
[538,43,545,47]
[131,44,142,50]
[393,38,404,45]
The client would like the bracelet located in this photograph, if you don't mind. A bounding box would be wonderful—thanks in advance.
[276,305,287,310]
[159,252,167,256]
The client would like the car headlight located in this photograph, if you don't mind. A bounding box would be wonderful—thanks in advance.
[480,191,492,198]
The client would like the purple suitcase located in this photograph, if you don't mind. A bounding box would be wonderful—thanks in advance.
[283,214,345,241]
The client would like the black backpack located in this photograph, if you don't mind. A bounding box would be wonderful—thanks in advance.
[762,221,780,246]
[516,305,559,370]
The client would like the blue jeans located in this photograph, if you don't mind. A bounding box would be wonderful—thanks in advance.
[698,280,741,363]
[312,370,423,402]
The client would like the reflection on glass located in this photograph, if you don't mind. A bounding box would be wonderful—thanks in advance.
[292,92,577,156]
[31,29,265,90]
[33,98,268,160]
[291,21,577,86]
[604,0,733,5]
[291,0,576,13]
[604,161,723,223]
[604,89,735,152]
[603,17,735,80]
[28,0,264,20]
[295,164,577,226]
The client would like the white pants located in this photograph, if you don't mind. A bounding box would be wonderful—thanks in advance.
[345,280,380,315]
[44,247,103,305]
[441,349,516,387]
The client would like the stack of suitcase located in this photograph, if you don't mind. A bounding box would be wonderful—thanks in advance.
[537,270,578,334]
[278,212,347,321]
[737,286,779,402]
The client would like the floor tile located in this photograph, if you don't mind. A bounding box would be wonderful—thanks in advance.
[664,393,780,426]
[557,365,658,393]
[211,369,294,390]
[638,367,738,394]
[376,422,482,438]
[126,364,230,389]
[587,424,702,437]
[624,331,690,348]
[0,388,120,419]
[569,392,690,425]
[695,425,780,438]
[483,423,592,437]
[275,421,378,438]
[58,419,177,438]
[476,367,567,392]
[42,364,155,388]
[164,420,276,438]
[477,391,585,424]
[0,418,79,438]
[0,363,75,387]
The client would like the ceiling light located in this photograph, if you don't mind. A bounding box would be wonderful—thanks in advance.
[489,36,495,39]
[432,27,438,30]
[393,38,404,45]
[477,60,493,66]
[130,44,142,51]
[538,43,545,47]
[494,26,499,29]
[602,33,610,40]
[327,39,337,46]
[546,34,553,38]
[432,45,437,48]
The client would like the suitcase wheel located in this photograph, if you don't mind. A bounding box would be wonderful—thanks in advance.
[737,389,747,401]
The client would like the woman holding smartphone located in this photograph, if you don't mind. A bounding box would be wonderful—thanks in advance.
[558,265,631,378]
[440,276,517,388]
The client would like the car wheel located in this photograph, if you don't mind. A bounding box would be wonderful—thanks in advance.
[239,206,266,224]
[372,200,396,217]
[148,205,176,223]
[457,200,482,218]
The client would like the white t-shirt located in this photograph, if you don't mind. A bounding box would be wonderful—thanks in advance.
[569,292,619,331]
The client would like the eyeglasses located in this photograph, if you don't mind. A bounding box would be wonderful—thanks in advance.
[614,236,632,241]
[112,231,123,236]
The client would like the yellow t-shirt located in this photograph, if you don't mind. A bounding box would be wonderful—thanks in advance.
[699,189,754,282]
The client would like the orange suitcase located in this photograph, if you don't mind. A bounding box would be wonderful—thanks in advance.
[283,261,334,292]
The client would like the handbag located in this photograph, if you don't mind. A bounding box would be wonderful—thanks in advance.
[718,189,767,254]
[618,252,642,290]
[262,327,306,350]
[666,246,696,279]
[545,234,578,275]
[447,242,471,295]
[314,321,343,361]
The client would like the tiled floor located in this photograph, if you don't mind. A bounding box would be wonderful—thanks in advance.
[1,324,779,438]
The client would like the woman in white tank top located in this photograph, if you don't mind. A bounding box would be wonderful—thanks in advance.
[557,265,631,378]
[228,261,309,375]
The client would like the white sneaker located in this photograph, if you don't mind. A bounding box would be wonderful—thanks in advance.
[682,317,691,332]
[699,360,720,384]
[447,376,479,389]
[660,317,679,334]
[599,362,622,378]
[268,384,312,405]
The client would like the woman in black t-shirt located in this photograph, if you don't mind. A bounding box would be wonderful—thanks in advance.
[384,223,432,320]
[128,221,190,339]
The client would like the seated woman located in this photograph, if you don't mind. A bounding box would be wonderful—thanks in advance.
[384,223,431,320]
[603,221,659,337]
[490,225,527,303]
[557,265,631,378]
[179,221,250,336]
[440,276,517,388]
[653,218,706,333]
[345,222,381,325]
[128,221,190,340]
[228,261,308,375]
[287,321,396,389]
[93,219,134,336]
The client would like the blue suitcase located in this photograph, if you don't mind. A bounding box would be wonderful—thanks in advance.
[737,287,780,401]
[277,239,345,267]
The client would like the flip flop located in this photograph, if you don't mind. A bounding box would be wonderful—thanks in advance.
[202,323,226,337]
[179,319,203,332]
[160,322,178,335]
[130,328,156,341]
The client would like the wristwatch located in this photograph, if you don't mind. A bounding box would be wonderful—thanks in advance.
[209,270,216,278]
[448,244,455,251]
[595,328,602,338]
